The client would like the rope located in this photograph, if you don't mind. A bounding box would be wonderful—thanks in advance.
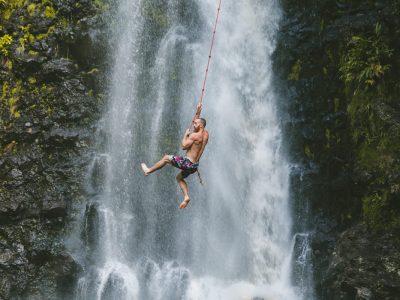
[199,0,222,105]
[197,169,204,185]
[189,0,222,129]
[190,0,222,186]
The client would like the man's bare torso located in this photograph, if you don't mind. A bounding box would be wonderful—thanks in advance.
[186,130,209,163]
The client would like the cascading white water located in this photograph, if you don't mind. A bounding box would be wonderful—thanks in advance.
[71,0,305,299]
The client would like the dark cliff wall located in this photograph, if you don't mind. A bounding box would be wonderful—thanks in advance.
[0,1,107,298]
[274,0,400,299]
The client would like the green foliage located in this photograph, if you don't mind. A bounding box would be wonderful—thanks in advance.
[288,59,302,81]
[363,192,387,230]
[0,1,61,57]
[27,3,38,16]
[340,23,393,91]
[87,68,99,75]
[1,0,27,20]
[336,20,400,230]
[0,80,22,118]
[363,191,400,231]
[2,82,9,99]
[0,34,13,56]
[28,50,38,56]
[28,77,36,84]
[347,88,400,230]
[16,25,35,53]
[325,128,331,148]
[0,75,58,130]
[6,59,12,70]
[94,0,109,11]
[43,5,56,18]
[0,3,62,59]
[304,144,314,159]
[1,0,57,21]
[36,25,55,40]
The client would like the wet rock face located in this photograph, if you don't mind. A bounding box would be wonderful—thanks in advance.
[323,225,400,300]
[274,0,400,299]
[0,0,107,298]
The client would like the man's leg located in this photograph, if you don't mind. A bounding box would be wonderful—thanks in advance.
[176,172,190,209]
[141,155,171,176]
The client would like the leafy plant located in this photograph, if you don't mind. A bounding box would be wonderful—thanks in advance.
[288,59,302,81]
[43,5,56,18]
[0,34,13,56]
[340,23,393,91]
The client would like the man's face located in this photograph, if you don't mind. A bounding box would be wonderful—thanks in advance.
[193,119,202,131]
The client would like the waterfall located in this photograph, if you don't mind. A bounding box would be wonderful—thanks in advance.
[69,0,306,299]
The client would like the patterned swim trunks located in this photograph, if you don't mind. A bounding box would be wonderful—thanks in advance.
[170,155,199,178]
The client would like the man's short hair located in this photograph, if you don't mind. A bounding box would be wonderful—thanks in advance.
[199,118,206,128]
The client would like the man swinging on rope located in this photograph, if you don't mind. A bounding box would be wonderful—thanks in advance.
[141,103,209,209]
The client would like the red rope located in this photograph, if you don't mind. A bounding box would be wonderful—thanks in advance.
[190,0,222,128]
[200,0,222,105]
[191,0,222,186]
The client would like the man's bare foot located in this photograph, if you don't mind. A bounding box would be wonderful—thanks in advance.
[179,196,190,209]
[141,163,150,176]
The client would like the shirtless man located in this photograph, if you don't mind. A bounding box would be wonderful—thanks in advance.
[141,103,209,209]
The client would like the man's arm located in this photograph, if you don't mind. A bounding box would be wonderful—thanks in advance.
[181,128,195,150]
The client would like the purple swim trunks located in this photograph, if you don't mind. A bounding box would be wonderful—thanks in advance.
[170,155,199,178]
